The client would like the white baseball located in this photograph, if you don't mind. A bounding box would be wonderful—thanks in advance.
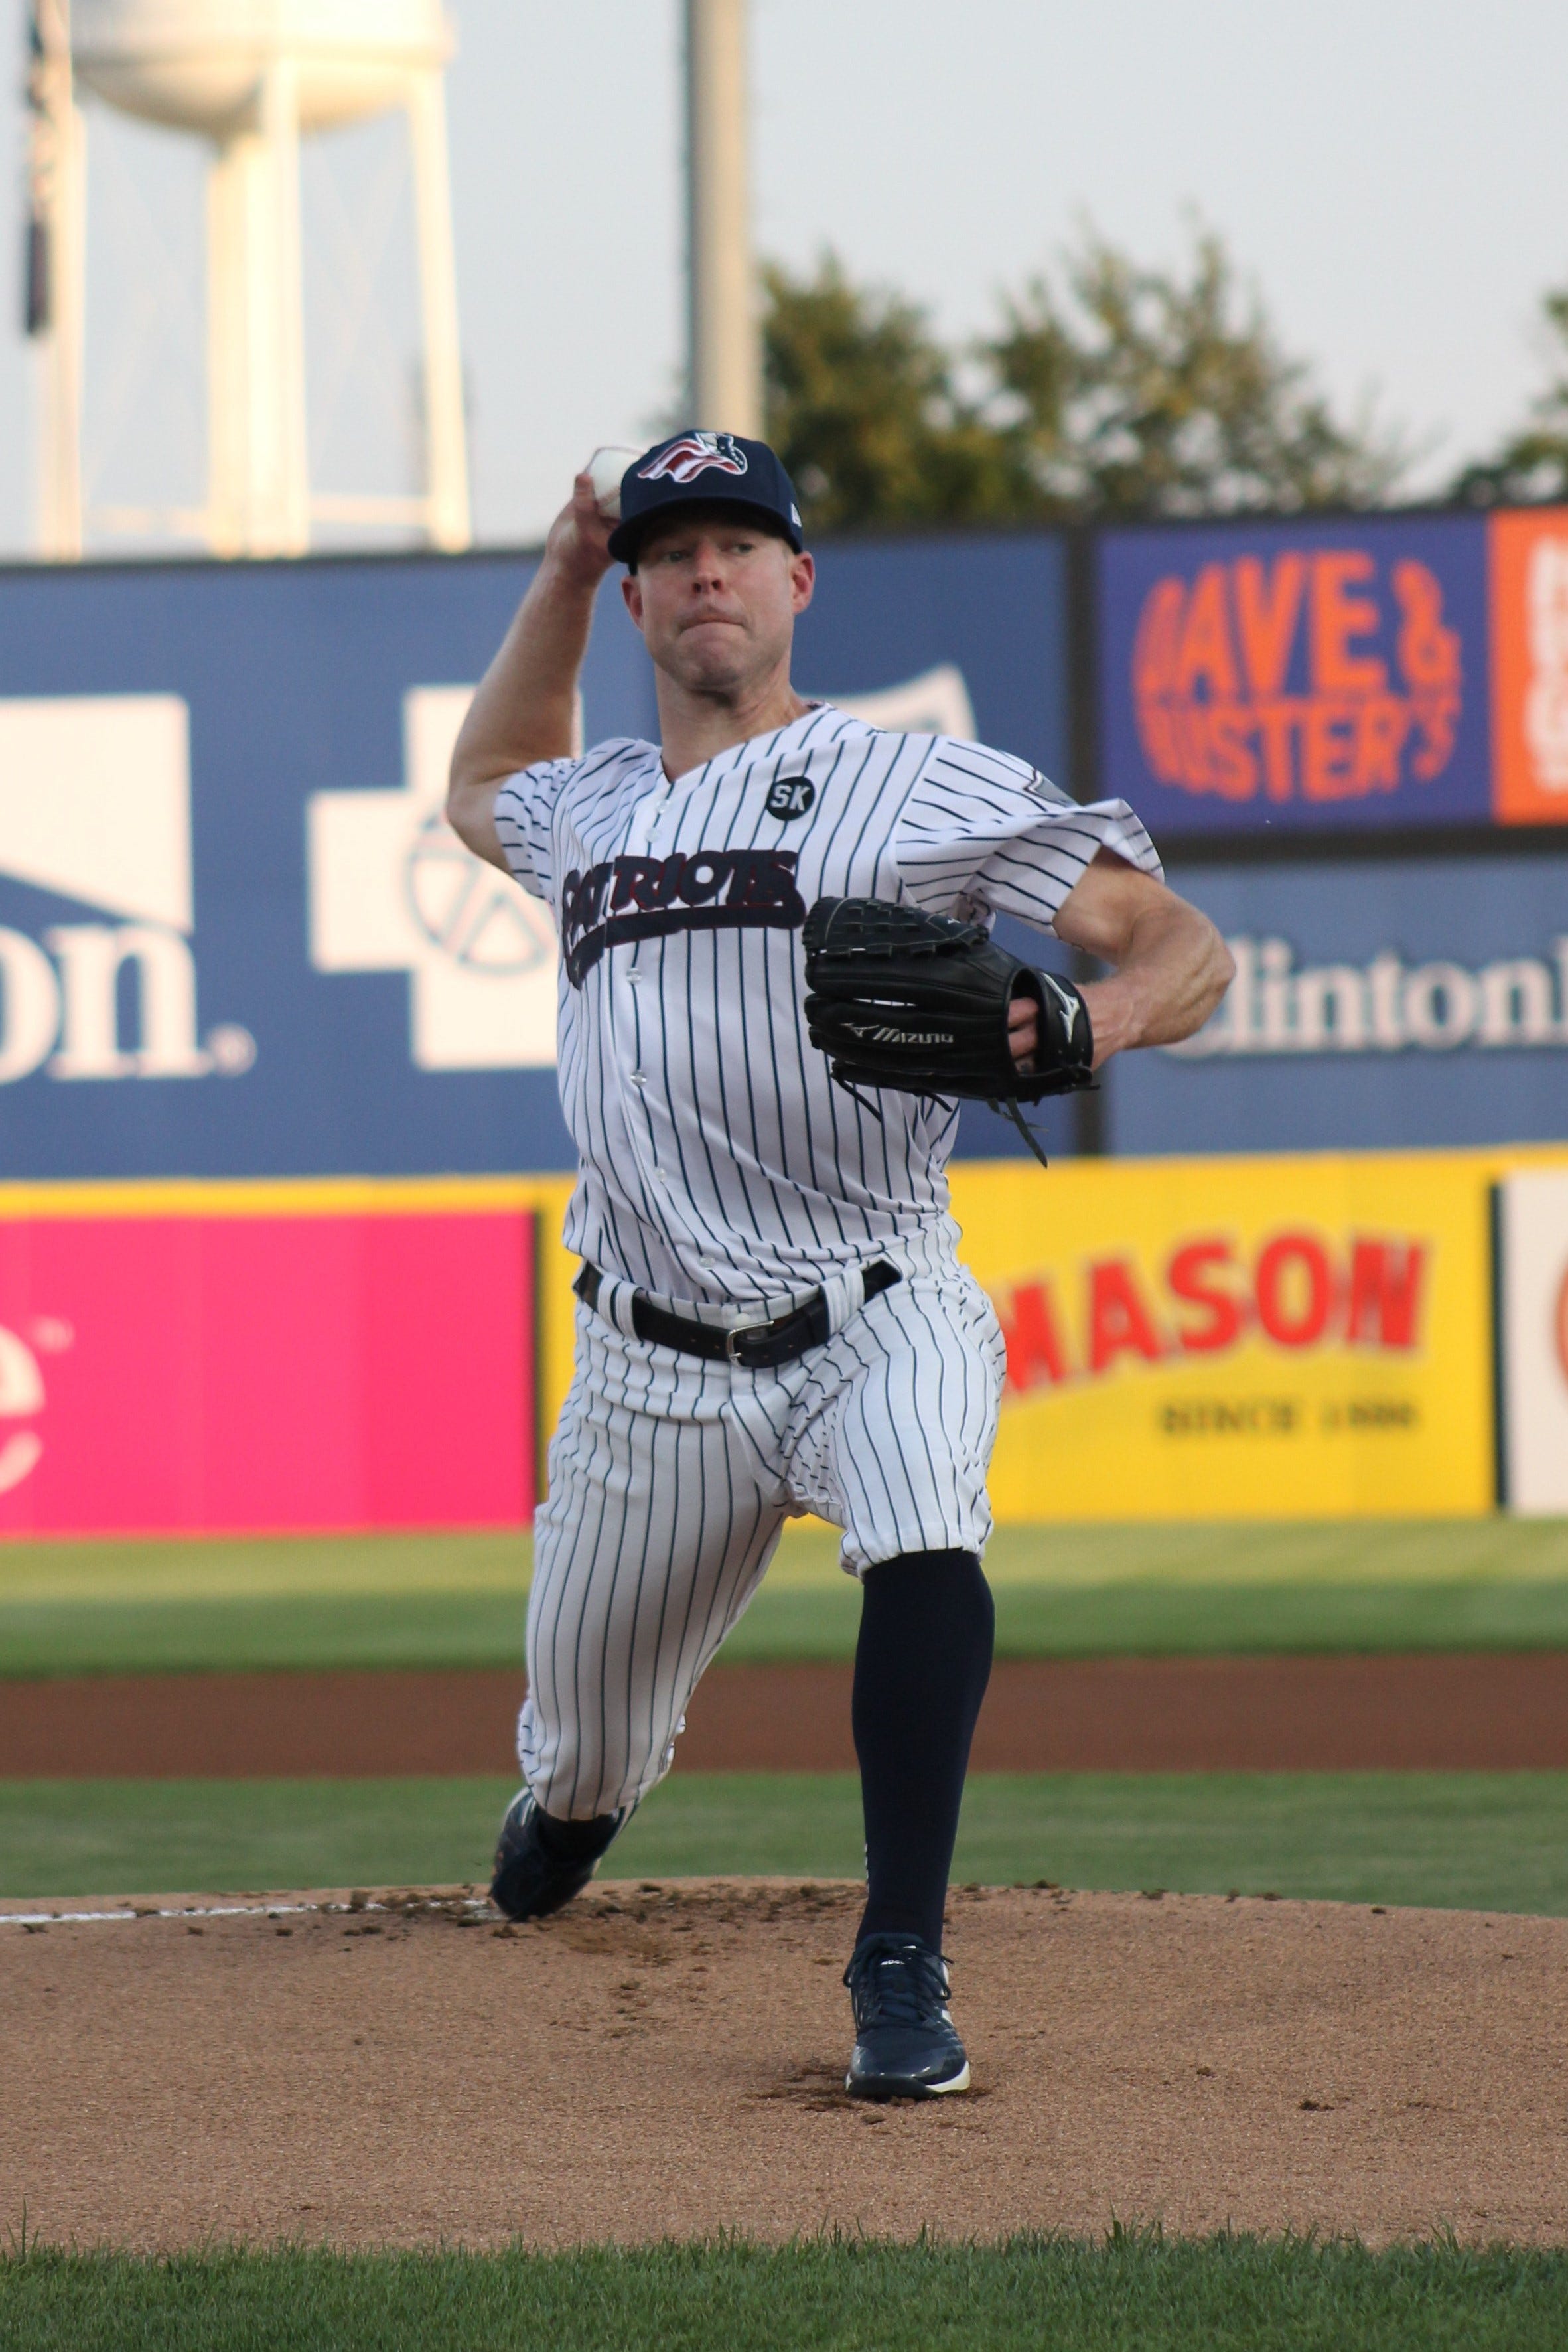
[584,445,641,519]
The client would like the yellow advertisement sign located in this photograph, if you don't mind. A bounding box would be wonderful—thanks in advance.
[949,1151,1495,1522]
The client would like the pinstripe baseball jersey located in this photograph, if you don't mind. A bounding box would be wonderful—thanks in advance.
[494,703,1161,1306]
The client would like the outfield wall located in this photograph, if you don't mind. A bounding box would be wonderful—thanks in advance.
[1096,504,1568,837]
[0,1178,548,1539]
[954,1147,1566,1524]
[1,1147,1563,1537]
[2,517,1564,1187]
[0,541,1068,1181]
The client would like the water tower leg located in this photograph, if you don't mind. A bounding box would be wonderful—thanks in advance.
[206,138,246,557]
[206,64,310,557]
[39,95,86,561]
[407,70,470,551]
[256,59,309,555]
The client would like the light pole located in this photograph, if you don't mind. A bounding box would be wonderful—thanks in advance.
[684,0,761,438]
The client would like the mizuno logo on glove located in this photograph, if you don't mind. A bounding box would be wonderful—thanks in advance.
[1040,974,1081,1041]
[846,1023,957,1046]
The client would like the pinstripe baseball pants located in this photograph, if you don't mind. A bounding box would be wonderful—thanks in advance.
[518,1268,1007,1819]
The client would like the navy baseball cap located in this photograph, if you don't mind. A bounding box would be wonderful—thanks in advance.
[607,431,806,566]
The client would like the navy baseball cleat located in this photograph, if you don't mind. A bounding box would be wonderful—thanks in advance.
[843,1933,971,2099]
[489,1789,625,1921]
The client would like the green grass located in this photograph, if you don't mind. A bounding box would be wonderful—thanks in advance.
[3,1520,1568,1678]
[741,1575,1568,1666]
[0,1589,534,1678]
[8,1771,1568,1916]
[20,1578,1568,1678]
[3,2233,1565,2351]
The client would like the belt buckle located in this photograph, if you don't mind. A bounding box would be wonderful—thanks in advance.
[724,1311,775,1366]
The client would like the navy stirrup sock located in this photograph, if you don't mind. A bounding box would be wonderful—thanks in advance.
[852,1546,995,1954]
[535,1807,622,1864]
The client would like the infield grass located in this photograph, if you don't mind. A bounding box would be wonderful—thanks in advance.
[7,1770,1568,1916]
[3,1519,1567,1678]
[3,2233,1566,2351]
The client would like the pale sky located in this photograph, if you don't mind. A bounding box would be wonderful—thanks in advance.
[1,0,1565,557]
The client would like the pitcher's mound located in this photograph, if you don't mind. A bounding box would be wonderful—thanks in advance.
[7,1880,1567,2250]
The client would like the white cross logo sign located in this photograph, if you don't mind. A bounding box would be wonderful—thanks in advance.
[307,688,560,1070]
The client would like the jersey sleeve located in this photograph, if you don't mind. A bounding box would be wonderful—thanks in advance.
[492,757,576,903]
[891,735,1163,933]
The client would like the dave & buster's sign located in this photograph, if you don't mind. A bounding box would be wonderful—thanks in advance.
[1098,507,1568,834]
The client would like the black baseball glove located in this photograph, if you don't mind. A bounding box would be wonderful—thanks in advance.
[800,896,1093,1163]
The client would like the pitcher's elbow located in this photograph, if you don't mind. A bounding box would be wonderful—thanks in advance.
[1212,931,1237,999]
[1194,930,1236,1030]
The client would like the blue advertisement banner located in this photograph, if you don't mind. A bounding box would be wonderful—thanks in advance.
[1109,854,1568,1154]
[0,532,1067,1177]
[1098,513,1490,836]
[792,529,1067,784]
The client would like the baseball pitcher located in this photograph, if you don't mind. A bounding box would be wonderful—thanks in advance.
[447,431,1232,2098]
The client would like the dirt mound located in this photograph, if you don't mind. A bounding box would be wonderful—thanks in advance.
[6,1880,1567,2250]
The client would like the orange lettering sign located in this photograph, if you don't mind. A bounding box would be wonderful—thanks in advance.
[998,1280,1071,1389]
[1131,549,1464,807]
[1489,506,1568,825]
[999,1229,1429,1396]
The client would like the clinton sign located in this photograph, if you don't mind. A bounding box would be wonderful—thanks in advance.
[1109,855,1568,1155]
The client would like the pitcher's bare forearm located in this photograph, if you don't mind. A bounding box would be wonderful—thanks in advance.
[1057,853,1233,1065]
[1007,850,1234,1070]
[448,475,614,868]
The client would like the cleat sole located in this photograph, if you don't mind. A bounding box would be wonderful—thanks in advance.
[845,2058,971,2101]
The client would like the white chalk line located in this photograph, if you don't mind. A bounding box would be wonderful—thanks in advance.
[1,1895,492,1929]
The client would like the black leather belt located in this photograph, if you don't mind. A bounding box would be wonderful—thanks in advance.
[573,1260,900,1370]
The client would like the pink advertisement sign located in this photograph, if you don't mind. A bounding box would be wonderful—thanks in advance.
[0,1211,535,1537]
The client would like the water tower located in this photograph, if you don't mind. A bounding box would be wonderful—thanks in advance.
[30,0,470,557]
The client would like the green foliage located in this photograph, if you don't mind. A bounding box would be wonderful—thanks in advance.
[985,228,1403,520]
[9,1770,1568,1915]
[1451,287,1568,506]
[3,2231,1567,2351]
[762,252,1023,531]
[764,227,1403,532]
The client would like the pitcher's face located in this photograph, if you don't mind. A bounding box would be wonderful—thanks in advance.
[623,511,814,698]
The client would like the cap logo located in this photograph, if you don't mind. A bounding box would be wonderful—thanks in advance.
[639,431,750,486]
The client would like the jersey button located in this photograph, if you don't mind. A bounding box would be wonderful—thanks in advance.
[629,1071,646,1086]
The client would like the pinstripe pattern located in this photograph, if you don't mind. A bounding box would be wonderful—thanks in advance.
[520,1276,1006,1816]
[494,711,1160,1307]
[491,709,1160,1820]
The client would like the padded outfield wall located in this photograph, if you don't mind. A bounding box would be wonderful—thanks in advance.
[0,514,1563,1532]
[1095,502,1568,1157]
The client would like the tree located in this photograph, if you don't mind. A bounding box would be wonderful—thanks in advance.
[985,226,1403,518]
[762,253,1025,531]
[762,229,1404,532]
[1450,287,1568,506]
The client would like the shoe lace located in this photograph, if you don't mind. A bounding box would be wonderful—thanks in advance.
[845,1938,950,2030]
